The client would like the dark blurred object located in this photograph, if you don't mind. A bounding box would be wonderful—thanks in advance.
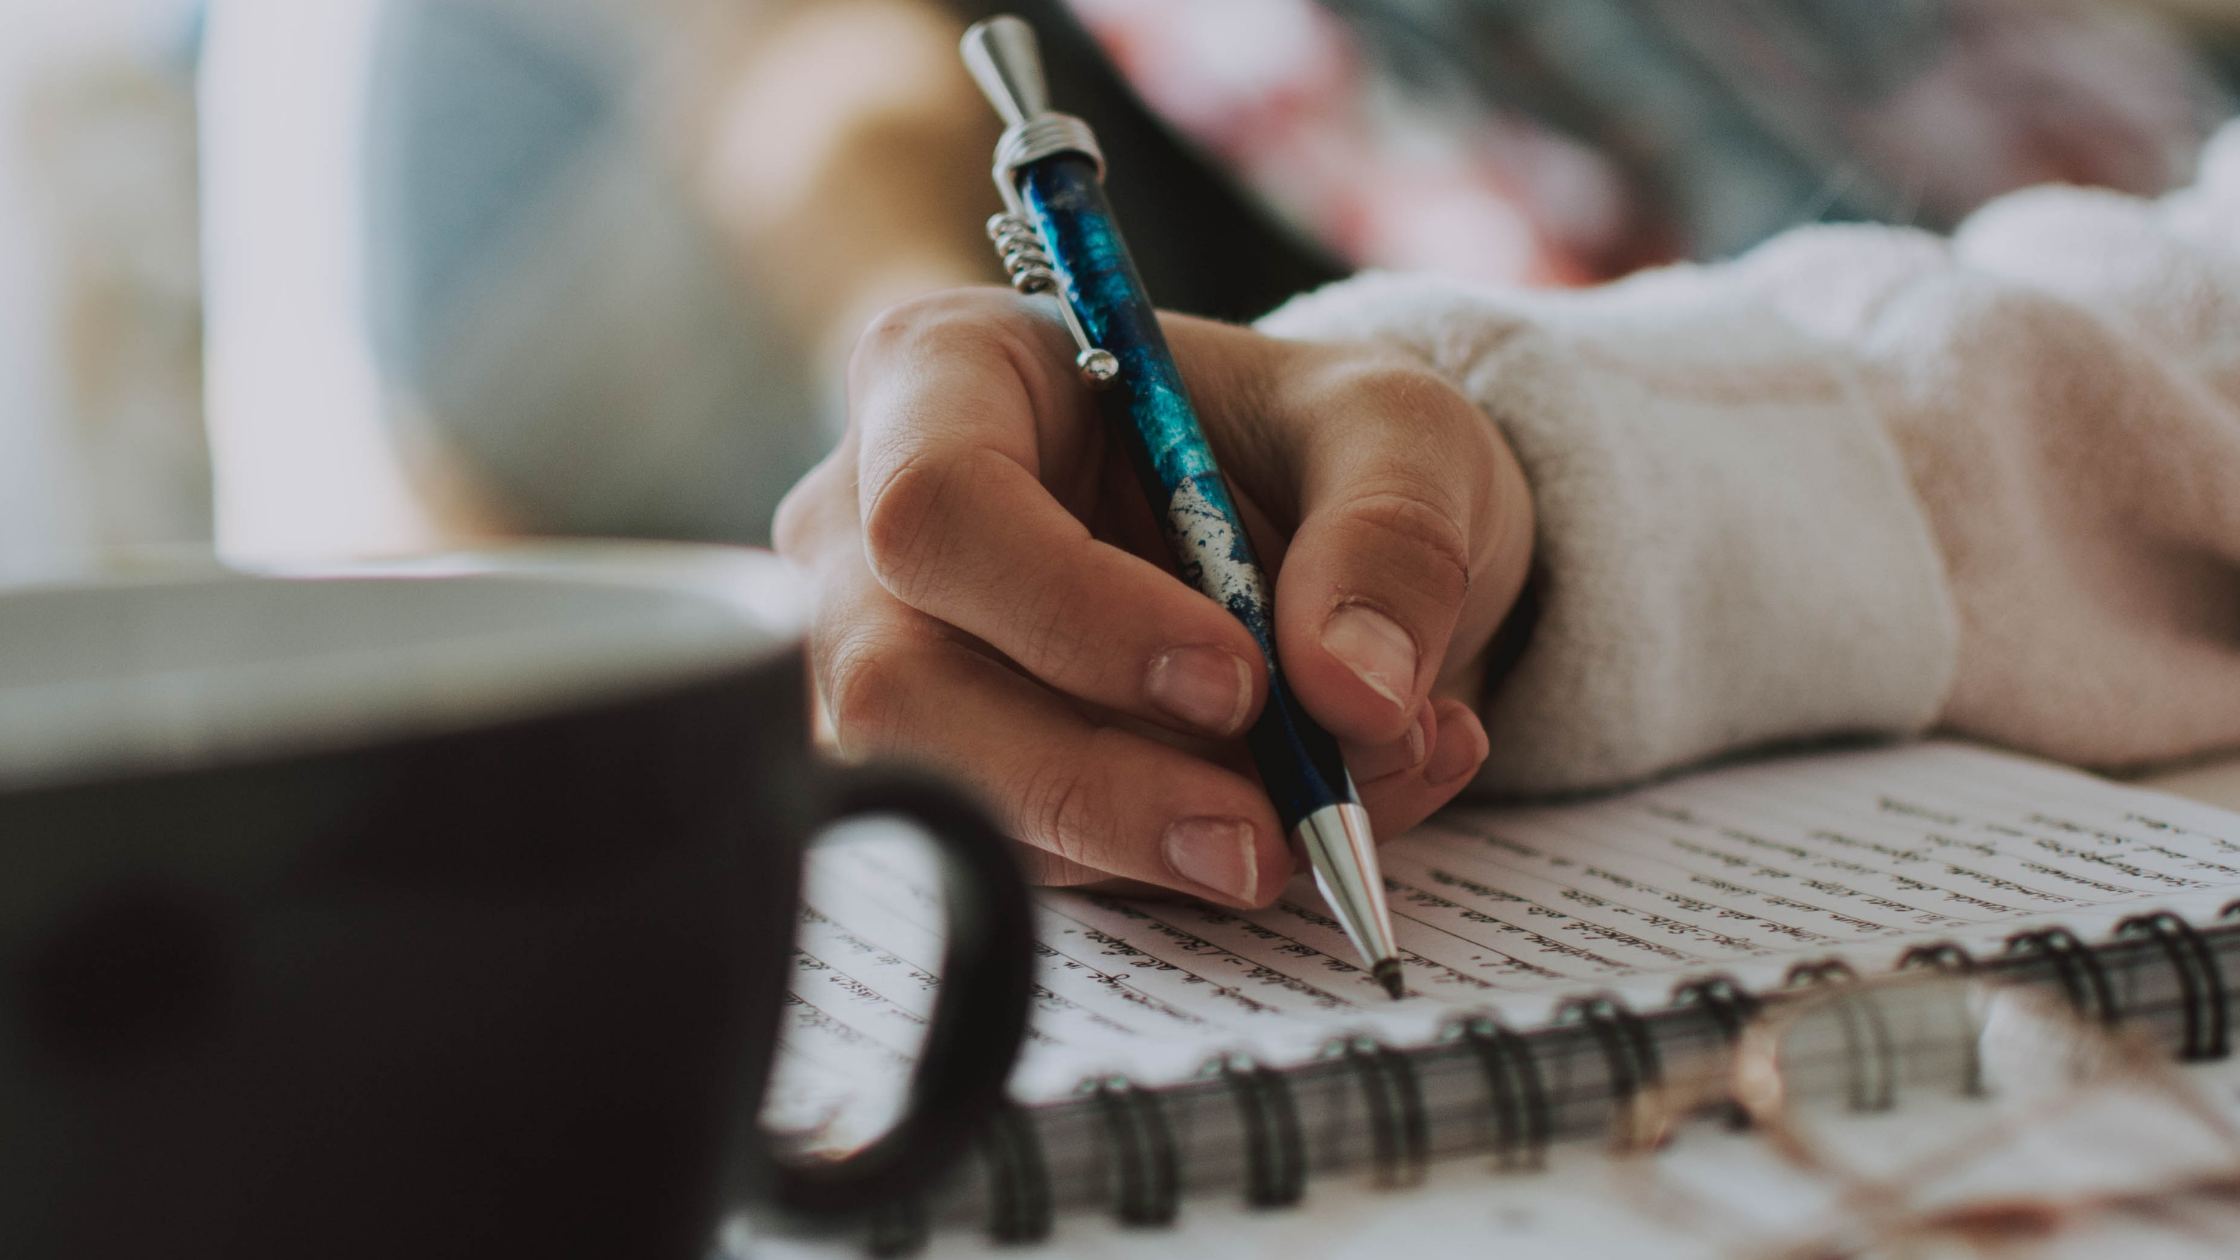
[0,547,1033,1259]
[1066,0,2234,281]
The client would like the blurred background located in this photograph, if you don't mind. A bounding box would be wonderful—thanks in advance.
[2,0,2236,581]
[1,0,205,584]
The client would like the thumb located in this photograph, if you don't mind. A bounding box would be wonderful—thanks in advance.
[1262,357,1532,745]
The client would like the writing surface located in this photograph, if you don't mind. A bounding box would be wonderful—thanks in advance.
[762,742,2240,1144]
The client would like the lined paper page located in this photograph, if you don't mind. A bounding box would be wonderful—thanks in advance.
[762,741,2240,1138]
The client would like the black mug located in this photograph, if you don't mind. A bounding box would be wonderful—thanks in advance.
[0,543,1034,1259]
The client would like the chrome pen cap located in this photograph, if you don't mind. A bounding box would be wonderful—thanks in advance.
[960,14,1048,127]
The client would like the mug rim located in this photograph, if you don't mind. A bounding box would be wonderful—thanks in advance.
[0,540,805,794]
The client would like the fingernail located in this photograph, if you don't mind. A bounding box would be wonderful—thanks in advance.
[1349,702,1434,785]
[1147,646,1253,736]
[1164,817,1259,904]
[1425,702,1489,787]
[1321,604,1417,713]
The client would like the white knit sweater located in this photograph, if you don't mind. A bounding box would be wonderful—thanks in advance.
[1259,121,2240,796]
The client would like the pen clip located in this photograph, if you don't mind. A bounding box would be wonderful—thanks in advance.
[985,212,1119,388]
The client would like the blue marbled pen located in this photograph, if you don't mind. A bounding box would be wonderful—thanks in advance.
[961,17,1403,998]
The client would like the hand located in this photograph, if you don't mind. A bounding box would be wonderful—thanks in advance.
[775,288,1534,906]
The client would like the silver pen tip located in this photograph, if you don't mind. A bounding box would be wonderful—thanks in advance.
[1374,959,1406,1001]
[1293,802,1399,981]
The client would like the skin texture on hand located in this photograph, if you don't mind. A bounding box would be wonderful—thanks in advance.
[775,288,1534,907]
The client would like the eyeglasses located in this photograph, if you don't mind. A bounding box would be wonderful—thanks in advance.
[1608,971,2240,1258]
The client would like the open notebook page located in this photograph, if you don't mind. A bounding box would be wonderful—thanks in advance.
[763,740,2240,1141]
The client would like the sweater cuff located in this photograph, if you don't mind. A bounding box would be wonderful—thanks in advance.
[1259,270,1958,795]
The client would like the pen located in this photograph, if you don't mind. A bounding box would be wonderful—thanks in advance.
[959,16,1405,999]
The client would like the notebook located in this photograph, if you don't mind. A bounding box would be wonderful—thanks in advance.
[754,740,2240,1252]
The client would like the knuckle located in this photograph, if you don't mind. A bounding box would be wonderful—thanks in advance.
[1316,358,1492,457]
[857,450,959,595]
[1014,747,1109,872]
[847,288,1039,390]
[1318,358,1453,423]
[1009,588,1104,692]
[850,289,979,358]
[818,629,918,754]
[846,300,934,391]
[1344,489,1474,604]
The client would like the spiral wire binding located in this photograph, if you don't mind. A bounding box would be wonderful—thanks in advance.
[1671,974,1763,1042]
[2117,911,2230,1060]
[1784,957,1859,988]
[2005,926,2120,1026]
[1839,980,1904,1112]
[1452,1015,1553,1167]
[1333,1036,1429,1186]
[1896,941,1978,973]
[1773,958,1906,1111]
[1555,994,1662,1107]
[981,1103,1052,1244]
[1216,1055,1307,1207]
[881,916,2240,1252]
[1673,975,1763,1129]
[1092,1076,1179,1226]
